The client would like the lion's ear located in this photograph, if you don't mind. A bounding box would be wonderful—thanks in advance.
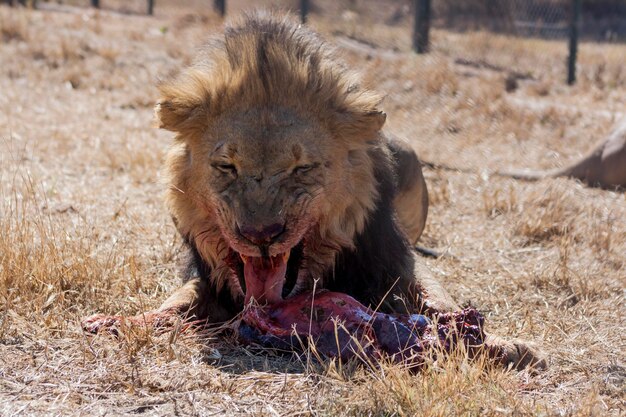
[333,110,386,140]
[363,110,387,132]
[154,98,208,134]
[155,72,211,134]
[154,100,186,132]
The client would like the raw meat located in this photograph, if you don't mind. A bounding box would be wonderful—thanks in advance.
[239,290,486,367]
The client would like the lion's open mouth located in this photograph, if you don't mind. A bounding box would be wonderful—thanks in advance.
[231,241,303,305]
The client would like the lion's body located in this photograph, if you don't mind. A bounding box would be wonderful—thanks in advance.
[162,124,424,317]
[83,12,545,370]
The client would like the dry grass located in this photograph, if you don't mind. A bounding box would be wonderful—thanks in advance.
[1,2,625,415]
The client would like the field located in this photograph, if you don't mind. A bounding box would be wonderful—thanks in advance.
[1,1,624,415]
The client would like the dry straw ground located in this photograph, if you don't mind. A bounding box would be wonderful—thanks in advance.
[1,1,624,415]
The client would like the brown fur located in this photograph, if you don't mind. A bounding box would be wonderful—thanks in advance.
[499,118,626,189]
[157,13,387,299]
[387,136,429,244]
[83,12,545,371]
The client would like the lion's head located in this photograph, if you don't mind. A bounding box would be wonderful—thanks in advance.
[156,13,387,305]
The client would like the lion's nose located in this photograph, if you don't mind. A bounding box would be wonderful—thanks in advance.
[237,223,285,246]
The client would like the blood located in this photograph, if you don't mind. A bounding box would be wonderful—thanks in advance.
[239,290,486,368]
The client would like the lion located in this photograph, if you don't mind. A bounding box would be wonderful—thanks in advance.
[499,118,626,189]
[82,12,545,370]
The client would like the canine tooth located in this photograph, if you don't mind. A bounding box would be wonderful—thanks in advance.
[282,252,290,262]
[240,254,248,264]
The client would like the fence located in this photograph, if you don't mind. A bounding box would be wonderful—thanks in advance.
[4,0,624,85]
[415,0,625,85]
[412,0,587,84]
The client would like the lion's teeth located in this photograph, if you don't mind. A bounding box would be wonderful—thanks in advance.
[239,252,288,265]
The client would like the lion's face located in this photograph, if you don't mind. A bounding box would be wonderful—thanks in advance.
[186,107,341,304]
[157,13,386,306]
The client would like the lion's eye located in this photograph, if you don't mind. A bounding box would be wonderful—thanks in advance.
[213,163,237,176]
[293,164,315,175]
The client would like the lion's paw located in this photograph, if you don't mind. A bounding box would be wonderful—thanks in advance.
[486,334,547,371]
[81,314,123,335]
[81,310,188,336]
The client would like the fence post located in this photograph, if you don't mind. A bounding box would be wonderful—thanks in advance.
[300,0,309,24]
[147,0,154,15]
[567,0,582,85]
[413,0,431,53]
[91,0,99,8]
[214,0,226,17]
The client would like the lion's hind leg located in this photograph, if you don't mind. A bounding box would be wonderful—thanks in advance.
[387,137,429,245]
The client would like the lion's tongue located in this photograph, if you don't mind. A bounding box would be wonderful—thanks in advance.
[243,255,288,305]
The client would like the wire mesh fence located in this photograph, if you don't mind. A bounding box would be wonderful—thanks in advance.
[5,0,623,97]
[11,0,625,42]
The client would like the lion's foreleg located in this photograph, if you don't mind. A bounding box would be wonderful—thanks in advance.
[82,278,213,335]
[157,277,209,317]
[411,254,547,370]
[411,255,461,314]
